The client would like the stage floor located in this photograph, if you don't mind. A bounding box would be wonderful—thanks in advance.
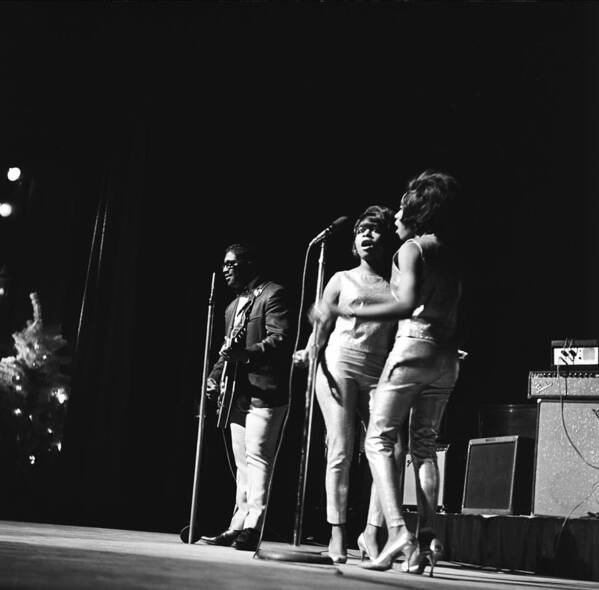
[0,521,596,590]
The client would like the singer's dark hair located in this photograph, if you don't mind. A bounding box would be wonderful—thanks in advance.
[224,243,261,267]
[400,170,459,239]
[351,205,396,258]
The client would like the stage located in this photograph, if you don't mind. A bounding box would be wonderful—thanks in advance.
[0,521,597,590]
[404,512,599,583]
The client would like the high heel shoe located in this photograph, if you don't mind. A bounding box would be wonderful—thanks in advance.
[360,529,416,571]
[357,533,379,561]
[401,537,444,577]
[329,553,347,564]
[328,539,347,564]
[328,539,347,563]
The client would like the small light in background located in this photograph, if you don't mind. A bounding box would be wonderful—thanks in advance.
[7,167,21,182]
[0,203,13,217]
[0,266,8,297]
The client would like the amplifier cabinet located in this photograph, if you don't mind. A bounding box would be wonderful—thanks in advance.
[528,370,599,399]
[461,435,533,515]
[533,399,599,517]
[403,447,448,509]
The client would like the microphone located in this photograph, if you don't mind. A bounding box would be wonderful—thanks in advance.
[309,216,349,246]
[208,271,216,305]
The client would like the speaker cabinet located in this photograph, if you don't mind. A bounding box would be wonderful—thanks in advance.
[462,435,533,515]
[478,403,537,440]
[533,399,599,517]
[402,447,448,509]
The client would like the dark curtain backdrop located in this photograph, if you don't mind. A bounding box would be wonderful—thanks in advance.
[0,3,598,537]
[60,120,146,527]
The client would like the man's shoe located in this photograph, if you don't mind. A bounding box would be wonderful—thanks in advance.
[231,527,260,551]
[200,529,241,546]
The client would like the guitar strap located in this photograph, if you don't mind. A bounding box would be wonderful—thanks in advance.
[230,281,269,338]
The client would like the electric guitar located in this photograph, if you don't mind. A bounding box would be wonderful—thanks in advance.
[216,313,249,430]
[215,284,268,429]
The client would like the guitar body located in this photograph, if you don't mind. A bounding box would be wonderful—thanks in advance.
[216,310,249,430]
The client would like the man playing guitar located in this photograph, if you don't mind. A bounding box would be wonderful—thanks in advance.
[202,243,290,552]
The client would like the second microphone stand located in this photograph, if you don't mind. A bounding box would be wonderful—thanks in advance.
[293,239,327,547]
[255,238,333,565]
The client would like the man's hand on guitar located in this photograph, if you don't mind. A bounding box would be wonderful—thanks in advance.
[205,377,219,401]
[221,347,250,364]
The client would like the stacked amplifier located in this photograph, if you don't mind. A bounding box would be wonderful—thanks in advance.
[528,339,599,518]
[528,369,599,399]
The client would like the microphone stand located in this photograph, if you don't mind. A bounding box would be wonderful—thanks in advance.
[181,272,216,544]
[293,239,327,546]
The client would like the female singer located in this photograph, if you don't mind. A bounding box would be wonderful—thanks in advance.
[294,205,397,563]
[320,171,462,575]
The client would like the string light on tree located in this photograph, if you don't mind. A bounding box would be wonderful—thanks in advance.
[52,387,68,405]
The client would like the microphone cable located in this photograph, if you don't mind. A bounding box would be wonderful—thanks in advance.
[255,241,314,549]
[556,341,599,471]
[222,430,237,482]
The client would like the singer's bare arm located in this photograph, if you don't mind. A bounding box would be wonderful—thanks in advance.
[331,242,421,321]
[313,272,342,347]
[296,272,342,363]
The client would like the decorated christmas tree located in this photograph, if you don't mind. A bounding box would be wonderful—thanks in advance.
[0,292,71,469]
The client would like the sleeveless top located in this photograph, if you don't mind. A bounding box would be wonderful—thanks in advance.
[327,267,396,357]
[391,235,460,345]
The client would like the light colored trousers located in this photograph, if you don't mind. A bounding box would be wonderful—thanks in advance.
[366,336,459,529]
[315,346,394,526]
[228,400,287,531]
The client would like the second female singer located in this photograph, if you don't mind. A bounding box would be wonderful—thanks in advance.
[294,205,397,563]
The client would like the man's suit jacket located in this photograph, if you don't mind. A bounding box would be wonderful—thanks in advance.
[209,276,291,408]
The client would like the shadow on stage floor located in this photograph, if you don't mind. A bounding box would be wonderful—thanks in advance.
[0,521,597,590]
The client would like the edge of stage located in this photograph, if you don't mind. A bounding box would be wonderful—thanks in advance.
[404,512,599,582]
